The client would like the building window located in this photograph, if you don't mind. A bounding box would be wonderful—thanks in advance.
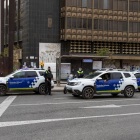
[104,20,108,31]
[87,0,92,8]
[118,21,122,31]
[119,0,127,11]
[113,0,118,10]
[99,19,103,30]
[72,18,76,28]
[103,0,108,9]
[67,17,71,28]
[78,0,82,7]
[129,1,133,12]
[99,0,103,9]
[77,18,82,28]
[113,21,118,31]
[88,19,92,29]
[94,19,98,30]
[138,23,140,33]
[83,19,87,29]
[129,22,133,32]
[67,0,71,6]
[94,0,98,8]
[108,0,113,10]
[108,20,113,31]
[133,23,138,32]
[123,21,127,32]
[133,2,138,12]
[82,0,87,7]
[48,16,52,28]
[72,0,76,6]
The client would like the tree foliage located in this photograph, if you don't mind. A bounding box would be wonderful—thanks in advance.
[94,48,115,68]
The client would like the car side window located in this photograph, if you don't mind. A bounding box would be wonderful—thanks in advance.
[13,72,25,79]
[39,71,44,76]
[112,73,123,80]
[100,73,111,80]
[124,73,131,78]
[25,71,38,78]
[134,73,140,78]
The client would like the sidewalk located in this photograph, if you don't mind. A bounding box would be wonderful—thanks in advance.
[52,84,66,92]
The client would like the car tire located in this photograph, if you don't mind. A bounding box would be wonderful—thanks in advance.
[124,86,134,98]
[111,93,119,97]
[82,87,94,99]
[39,84,45,94]
[72,94,80,97]
[64,86,67,94]
[0,85,7,96]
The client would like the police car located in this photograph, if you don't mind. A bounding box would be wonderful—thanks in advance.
[132,71,140,90]
[65,70,138,99]
[0,69,54,96]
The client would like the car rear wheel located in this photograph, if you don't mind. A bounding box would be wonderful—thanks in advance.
[111,93,119,97]
[82,87,94,99]
[124,86,134,98]
[39,84,45,94]
[0,85,7,96]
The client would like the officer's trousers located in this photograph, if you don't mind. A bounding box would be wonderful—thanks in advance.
[45,80,51,95]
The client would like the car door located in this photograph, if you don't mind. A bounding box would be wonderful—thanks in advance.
[95,73,112,93]
[25,71,39,89]
[8,71,26,90]
[110,72,124,92]
[134,73,140,88]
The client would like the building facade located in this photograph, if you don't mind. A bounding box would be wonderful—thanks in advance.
[1,0,140,75]
[60,0,140,71]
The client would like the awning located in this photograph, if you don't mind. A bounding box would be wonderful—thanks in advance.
[111,56,140,60]
[61,55,109,60]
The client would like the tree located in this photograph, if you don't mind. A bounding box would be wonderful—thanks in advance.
[94,48,115,68]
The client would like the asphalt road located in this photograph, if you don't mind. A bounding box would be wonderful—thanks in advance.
[0,92,140,140]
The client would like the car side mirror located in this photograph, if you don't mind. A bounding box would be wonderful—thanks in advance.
[9,76,14,79]
[97,77,102,81]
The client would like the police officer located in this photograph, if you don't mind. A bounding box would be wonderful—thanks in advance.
[44,66,53,95]
[77,67,84,78]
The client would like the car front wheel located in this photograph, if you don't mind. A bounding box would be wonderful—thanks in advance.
[39,84,45,94]
[82,87,94,99]
[0,85,7,96]
[124,86,134,98]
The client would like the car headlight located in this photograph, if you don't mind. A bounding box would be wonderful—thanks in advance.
[74,82,81,86]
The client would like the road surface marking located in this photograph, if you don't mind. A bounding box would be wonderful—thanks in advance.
[80,104,120,108]
[80,103,140,109]
[0,112,140,128]
[0,96,17,117]
[11,98,140,107]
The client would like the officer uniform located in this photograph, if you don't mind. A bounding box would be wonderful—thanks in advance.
[44,68,53,95]
[77,70,84,78]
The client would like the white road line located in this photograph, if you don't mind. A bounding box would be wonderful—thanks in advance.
[10,98,140,107]
[80,104,121,108]
[80,103,140,109]
[0,96,17,117]
[0,112,140,128]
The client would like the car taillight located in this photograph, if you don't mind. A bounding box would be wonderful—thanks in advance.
[136,78,137,82]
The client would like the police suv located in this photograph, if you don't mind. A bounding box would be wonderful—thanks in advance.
[132,71,140,90]
[0,69,54,96]
[65,69,138,99]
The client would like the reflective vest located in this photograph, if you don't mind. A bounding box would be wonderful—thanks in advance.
[46,70,52,74]
[77,71,83,74]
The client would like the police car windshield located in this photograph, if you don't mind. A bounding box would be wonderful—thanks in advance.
[85,72,101,79]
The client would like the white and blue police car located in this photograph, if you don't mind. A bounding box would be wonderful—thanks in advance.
[65,69,138,99]
[0,69,54,96]
[132,71,140,90]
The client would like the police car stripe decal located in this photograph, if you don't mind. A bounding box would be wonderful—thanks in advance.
[96,90,121,93]
[9,88,35,90]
